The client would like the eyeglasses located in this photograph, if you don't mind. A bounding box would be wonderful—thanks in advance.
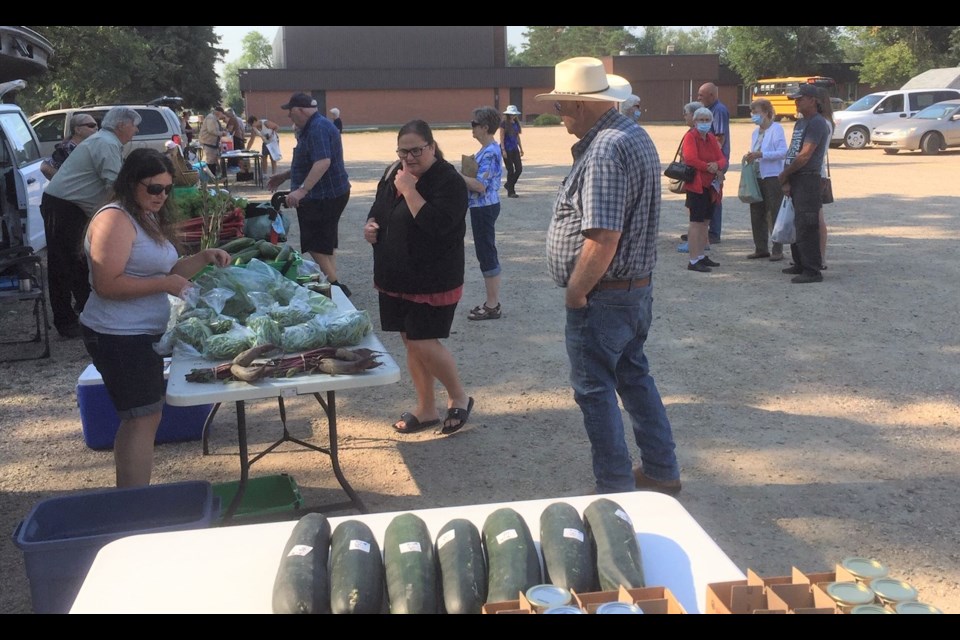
[396,144,431,159]
[141,182,173,196]
[470,121,482,128]
[79,122,98,129]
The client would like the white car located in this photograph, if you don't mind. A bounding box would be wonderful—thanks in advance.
[0,80,47,252]
[872,100,960,155]
[832,88,960,149]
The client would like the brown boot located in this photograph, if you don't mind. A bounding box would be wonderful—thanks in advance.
[633,468,682,496]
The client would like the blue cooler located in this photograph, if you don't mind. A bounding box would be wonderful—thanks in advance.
[76,362,213,450]
[13,481,219,614]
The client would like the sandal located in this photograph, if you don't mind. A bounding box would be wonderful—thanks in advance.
[392,412,440,434]
[441,397,474,435]
[468,303,501,321]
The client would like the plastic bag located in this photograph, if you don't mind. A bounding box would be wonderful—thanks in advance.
[770,196,796,245]
[738,160,763,204]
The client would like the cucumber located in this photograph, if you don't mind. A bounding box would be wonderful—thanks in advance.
[435,518,486,614]
[275,244,293,263]
[257,240,281,259]
[329,519,384,614]
[383,512,438,614]
[271,513,331,614]
[231,246,261,265]
[219,236,256,253]
[583,498,645,590]
[482,507,542,603]
[539,502,596,593]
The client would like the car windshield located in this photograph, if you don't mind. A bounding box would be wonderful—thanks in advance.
[845,94,885,112]
[912,103,958,120]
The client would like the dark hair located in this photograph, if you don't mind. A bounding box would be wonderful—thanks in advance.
[472,106,501,135]
[397,119,444,161]
[815,87,834,125]
[247,115,258,125]
[111,148,179,246]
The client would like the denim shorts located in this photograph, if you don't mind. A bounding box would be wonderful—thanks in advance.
[80,325,165,419]
[469,203,501,277]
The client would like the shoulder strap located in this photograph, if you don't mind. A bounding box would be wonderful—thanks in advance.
[673,136,685,161]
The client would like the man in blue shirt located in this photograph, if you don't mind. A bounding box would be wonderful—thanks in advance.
[698,82,730,244]
[268,93,352,296]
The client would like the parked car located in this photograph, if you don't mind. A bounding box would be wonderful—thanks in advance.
[29,97,185,159]
[831,88,960,149]
[871,100,960,155]
[0,80,46,251]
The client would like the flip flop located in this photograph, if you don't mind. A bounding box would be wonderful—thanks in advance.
[441,397,474,435]
[392,412,440,434]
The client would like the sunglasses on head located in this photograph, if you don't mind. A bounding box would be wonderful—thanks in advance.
[141,182,173,196]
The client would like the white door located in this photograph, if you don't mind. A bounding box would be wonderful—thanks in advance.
[0,110,47,251]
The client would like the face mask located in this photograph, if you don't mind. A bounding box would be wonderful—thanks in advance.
[696,122,712,134]
[751,114,764,125]
[633,109,642,121]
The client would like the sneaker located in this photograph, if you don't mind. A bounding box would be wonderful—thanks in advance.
[507,193,519,198]
[769,253,784,262]
[746,251,770,260]
[791,272,823,284]
[633,468,682,496]
[700,256,720,267]
[687,260,711,273]
[781,265,803,275]
[468,303,501,320]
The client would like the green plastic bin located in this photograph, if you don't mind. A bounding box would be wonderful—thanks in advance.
[212,474,303,521]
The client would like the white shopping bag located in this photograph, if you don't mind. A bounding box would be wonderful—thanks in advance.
[770,196,796,245]
[265,139,282,162]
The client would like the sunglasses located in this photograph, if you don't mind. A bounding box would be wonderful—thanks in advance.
[79,122,98,129]
[141,182,173,196]
[396,144,431,159]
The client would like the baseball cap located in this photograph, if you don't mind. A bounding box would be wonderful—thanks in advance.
[787,84,819,99]
[281,93,318,109]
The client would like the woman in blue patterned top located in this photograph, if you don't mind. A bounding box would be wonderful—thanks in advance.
[462,106,504,320]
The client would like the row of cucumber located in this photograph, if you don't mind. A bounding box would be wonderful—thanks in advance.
[218,236,294,265]
[271,497,645,614]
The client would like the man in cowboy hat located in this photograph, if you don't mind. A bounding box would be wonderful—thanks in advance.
[539,57,681,495]
[268,92,352,296]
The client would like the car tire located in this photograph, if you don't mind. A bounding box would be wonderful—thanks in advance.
[883,149,899,155]
[844,127,869,150]
[920,132,942,155]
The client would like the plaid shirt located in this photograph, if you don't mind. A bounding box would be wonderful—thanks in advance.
[291,112,351,199]
[546,109,662,287]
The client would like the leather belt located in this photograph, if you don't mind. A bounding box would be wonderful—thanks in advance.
[593,277,651,291]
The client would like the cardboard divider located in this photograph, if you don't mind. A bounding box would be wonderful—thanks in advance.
[482,584,686,614]
[706,565,871,614]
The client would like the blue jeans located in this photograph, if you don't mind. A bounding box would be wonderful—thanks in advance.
[564,285,679,492]
[469,203,501,277]
[708,200,722,239]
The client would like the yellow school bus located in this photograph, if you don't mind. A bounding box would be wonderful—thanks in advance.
[752,76,836,120]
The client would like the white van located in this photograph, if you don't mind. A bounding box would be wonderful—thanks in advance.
[0,81,47,252]
[832,88,960,149]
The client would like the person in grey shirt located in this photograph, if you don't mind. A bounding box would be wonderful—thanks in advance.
[41,106,140,337]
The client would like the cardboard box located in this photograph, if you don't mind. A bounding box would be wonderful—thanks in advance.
[707,567,859,614]
[76,362,213,450]
[573,585,686,614]
[481,591,534,614]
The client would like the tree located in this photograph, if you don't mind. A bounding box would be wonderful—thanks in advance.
[222,32,274,114]
[715,26,842,85]
[19,26,224,113]
[848,26,960,87]
[517,26,640,66]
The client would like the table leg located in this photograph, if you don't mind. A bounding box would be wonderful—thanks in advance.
[222,399,249,521]
[201,402,222,456]
[318,390,368,513]
[219,158,229,187]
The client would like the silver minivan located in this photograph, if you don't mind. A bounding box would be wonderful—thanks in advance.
[832,88,960,149]
[0,82,47,252]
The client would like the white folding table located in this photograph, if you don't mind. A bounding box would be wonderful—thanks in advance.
[165,287,400,518]
[70,491,746,614]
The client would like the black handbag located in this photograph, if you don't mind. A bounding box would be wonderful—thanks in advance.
[821,153,834,204]
[664,138,695,183]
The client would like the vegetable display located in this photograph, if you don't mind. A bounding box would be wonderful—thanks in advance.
[329,519,384,614]
[271,513,332,614]
[383,513,439,614]
[539,501,597,593]
[435,518,487,614]
[482,507,543,603]
[583,497,646,590]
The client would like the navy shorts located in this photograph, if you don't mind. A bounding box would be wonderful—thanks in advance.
[378,292,457,340]
[81,325,165,419]
[685,189,716,223]
[297,192,350,255]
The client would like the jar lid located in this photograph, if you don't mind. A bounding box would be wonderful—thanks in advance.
[841,556,889,580]
[895,601,942,614]
[871,578,918,604]
[850,603,893,614]
[825,581,876,606]
[542,605,584,614]
[525,584,572,608]
[595,601,644,614]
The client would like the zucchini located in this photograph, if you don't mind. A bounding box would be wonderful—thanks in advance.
[275,244,293,263]
[257,240,281,259]
[219,236,256,253]
[329,519,384,614]
[231,246,261,265]
[482,507,542,603]
[583,498,645,590]
[383,512,438,614]
[539,502,596,593]
[271,513,331,614]
[435,518,486,614]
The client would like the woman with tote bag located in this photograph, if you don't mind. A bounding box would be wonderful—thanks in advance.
[742,98,788,261]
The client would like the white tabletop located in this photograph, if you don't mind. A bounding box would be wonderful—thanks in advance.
[70,491,744,614]
[166,286,401,406]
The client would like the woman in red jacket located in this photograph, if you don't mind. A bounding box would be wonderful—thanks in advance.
[682,107,728,273]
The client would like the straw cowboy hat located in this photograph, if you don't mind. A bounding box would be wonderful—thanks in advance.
[503,105,521,116]
[536,57,632,103]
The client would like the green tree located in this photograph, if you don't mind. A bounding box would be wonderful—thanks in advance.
[716,26,842,85]
[222,32,274,114]
[517,26,640,66]
[20,26,223,114]
[848,26,960,87]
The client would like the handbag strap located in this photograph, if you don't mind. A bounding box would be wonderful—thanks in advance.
[673,136,685,162]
